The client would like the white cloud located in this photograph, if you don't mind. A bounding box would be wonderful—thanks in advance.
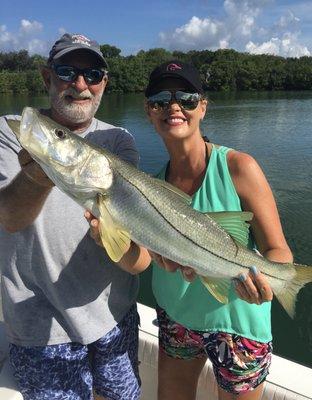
[160,16,227,51]
[159,0,265,51]
[246,33,310,57]
[20,19,43,34]
[0,25,11,45]
[223,0,264,36]
[0,19,49,55]
[27,39,49,55]
[159,0,311,58]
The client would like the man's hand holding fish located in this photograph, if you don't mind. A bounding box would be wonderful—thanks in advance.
[18,148,55,188]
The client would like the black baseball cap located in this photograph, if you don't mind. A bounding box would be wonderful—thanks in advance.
[48,33,108,68]
[145,60,203,97]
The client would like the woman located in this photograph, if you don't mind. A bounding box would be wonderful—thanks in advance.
[86,60,293,400]
[143,60,293,400]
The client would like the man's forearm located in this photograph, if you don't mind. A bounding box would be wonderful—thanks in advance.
[0,170,52,232]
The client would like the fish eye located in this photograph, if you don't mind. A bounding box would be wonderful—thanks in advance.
[55,129,66,139]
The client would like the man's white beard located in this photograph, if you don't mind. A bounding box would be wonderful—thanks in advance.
[49,84,103,124]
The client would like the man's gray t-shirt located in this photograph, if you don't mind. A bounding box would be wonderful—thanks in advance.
[0,115,139,346]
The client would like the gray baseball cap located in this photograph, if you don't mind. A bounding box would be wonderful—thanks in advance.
[48,33,108,68]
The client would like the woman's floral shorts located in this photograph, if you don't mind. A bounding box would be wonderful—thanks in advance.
[157,306,272,395]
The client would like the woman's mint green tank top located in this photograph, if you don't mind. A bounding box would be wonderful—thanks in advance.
[152,144,272,343]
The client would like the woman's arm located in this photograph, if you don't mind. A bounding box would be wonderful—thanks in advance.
[228,150,293,304]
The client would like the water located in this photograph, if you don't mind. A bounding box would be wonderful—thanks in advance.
[1,91,311,368]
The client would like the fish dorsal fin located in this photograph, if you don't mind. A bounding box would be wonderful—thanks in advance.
[199,276,231,304]
[155,179,192,204]
[97,195,131,262]
[205,211,253,247]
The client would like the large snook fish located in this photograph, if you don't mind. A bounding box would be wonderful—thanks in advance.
[6,107,312,318]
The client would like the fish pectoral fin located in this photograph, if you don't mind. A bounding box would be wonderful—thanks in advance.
[97,196,131,263]
[199,276,231,304]
[204,211,253,247]
[5,118,21,138]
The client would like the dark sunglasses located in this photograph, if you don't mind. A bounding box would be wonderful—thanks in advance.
[51,64,106,85]
[147,90,202,111]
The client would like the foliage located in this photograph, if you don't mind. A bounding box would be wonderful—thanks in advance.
[0,70,46,93]
[100,44,121,59]
[1,47,312,94]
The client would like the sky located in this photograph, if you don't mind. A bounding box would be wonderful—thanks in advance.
[1,0,312,58]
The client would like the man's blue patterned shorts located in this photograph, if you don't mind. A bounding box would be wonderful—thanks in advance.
[9,304,141,400]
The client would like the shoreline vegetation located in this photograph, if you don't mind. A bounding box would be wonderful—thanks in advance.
[1,45,312,93]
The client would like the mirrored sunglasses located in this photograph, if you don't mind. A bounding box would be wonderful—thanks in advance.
[51,64,106,85]
[147,90,202,111]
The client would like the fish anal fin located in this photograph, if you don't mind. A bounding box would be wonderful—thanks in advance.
[97,195,131,262]
[199,276,231,304]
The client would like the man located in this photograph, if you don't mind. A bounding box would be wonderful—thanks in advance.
[0,33,149,400]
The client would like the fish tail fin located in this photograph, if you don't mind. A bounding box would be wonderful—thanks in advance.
[275,263,312,319]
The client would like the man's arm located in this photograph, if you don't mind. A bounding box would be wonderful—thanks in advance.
[0,149,54,232]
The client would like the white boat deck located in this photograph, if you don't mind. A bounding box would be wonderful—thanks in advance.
[0,303,311,399]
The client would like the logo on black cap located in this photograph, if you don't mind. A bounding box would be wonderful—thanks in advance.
[166,63,182,72]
